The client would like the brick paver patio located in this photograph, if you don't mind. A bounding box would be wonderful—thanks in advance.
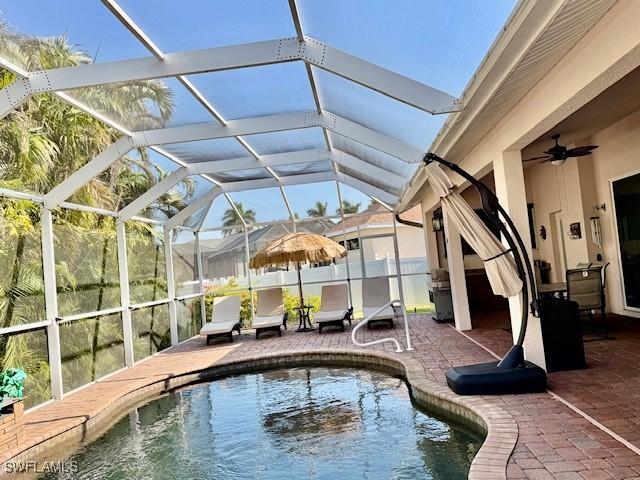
[3,313,640,479]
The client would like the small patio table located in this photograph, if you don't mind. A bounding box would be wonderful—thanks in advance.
[293,305,315,332]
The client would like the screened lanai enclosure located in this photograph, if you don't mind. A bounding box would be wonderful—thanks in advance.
[0,0,515,410]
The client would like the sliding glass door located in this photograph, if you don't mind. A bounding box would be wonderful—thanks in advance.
[613,171,640,310]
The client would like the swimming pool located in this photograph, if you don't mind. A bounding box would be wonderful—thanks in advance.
[41,367,483,479]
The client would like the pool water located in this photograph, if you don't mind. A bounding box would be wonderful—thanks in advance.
[41,368,483,480]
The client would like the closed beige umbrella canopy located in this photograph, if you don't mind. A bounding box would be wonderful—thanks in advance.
[424,163,523,298]
[249,232,346,269]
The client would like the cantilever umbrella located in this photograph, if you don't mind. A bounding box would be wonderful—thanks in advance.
[250,232,347,331]
[424,162,522,298]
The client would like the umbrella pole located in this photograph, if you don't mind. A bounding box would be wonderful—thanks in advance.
[295,261,314,332]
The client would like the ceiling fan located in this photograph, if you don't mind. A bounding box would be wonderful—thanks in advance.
[523,134,598,166]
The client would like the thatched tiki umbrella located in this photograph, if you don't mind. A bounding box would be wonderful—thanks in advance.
[250,232,347,331]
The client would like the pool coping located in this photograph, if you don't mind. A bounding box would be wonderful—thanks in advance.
[1,348,517,479]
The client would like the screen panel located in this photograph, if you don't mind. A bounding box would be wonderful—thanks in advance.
[132,303,171,362]
[0,199,45,328]
[118,0,296,51]
[54,211,121,317]
[59,313,125,393]
[0,328,51,409]
[186,62,315,120]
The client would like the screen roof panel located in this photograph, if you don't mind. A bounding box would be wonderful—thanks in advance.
[315,68,443,150]
[214,168,271,183]
[0,0,149,66]
[161,138,249,164]
[272,160,333,178]
[330,132,417,179]
[298,0,516,96]
[117,0,296,52]
[186,62,316,120]
[242,128,326,156]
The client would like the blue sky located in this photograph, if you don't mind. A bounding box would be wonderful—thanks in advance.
[0,0,516,229]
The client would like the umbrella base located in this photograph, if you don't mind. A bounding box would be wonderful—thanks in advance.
[295,326,316,333]
[446,360,547,395]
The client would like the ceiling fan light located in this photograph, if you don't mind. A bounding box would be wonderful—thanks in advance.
[551,159,566,167]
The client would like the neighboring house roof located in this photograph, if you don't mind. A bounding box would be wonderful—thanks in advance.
[326,204,421,236]
[204,219,334,259]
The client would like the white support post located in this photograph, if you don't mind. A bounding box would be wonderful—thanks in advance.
[40,207,63,399]
[243,226,255,327]
[279,186,297,233]
[392,216,413,350]
[163,228,179,345]
[442,207,472,331]
[494,150,546,369]
[115,220,135,367]
[335,182,353,308]
[195,232,207,325]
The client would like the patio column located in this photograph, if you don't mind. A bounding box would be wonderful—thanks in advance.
[494,150,546,369]
[423,208,440,269]
[442,207,472,331]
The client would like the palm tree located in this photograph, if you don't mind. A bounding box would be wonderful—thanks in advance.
[306,201,328,218]
[0,22,190,407]
[221,202,257,236]
[337,200,361,215]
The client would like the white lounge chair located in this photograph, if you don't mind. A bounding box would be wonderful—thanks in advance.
[362,277,398,329]
[200,295,242,344]
[314,284,352,334]
[253,288,287,338]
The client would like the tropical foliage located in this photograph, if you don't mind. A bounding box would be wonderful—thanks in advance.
[221,202,256,236]
[337,200,361,215]
[0,23,197,408]
[306,201,328,218]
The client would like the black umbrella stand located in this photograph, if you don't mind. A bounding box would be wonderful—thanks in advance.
[295,261,315,332]
[424,153,547,395]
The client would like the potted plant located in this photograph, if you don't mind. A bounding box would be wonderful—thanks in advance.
[0,368,26,411]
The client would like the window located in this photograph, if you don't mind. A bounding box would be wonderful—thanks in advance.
[338,238,360,251]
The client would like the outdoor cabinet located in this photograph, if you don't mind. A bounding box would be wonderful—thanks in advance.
[538,297,586,372]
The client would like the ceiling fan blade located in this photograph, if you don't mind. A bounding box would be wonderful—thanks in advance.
[523,155,552,162]
[565,145,598,157]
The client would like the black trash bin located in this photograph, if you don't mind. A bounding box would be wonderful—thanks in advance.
[538,297,586,372]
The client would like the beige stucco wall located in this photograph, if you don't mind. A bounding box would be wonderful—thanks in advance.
[590,109,640,315]
[523,108,640,315]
